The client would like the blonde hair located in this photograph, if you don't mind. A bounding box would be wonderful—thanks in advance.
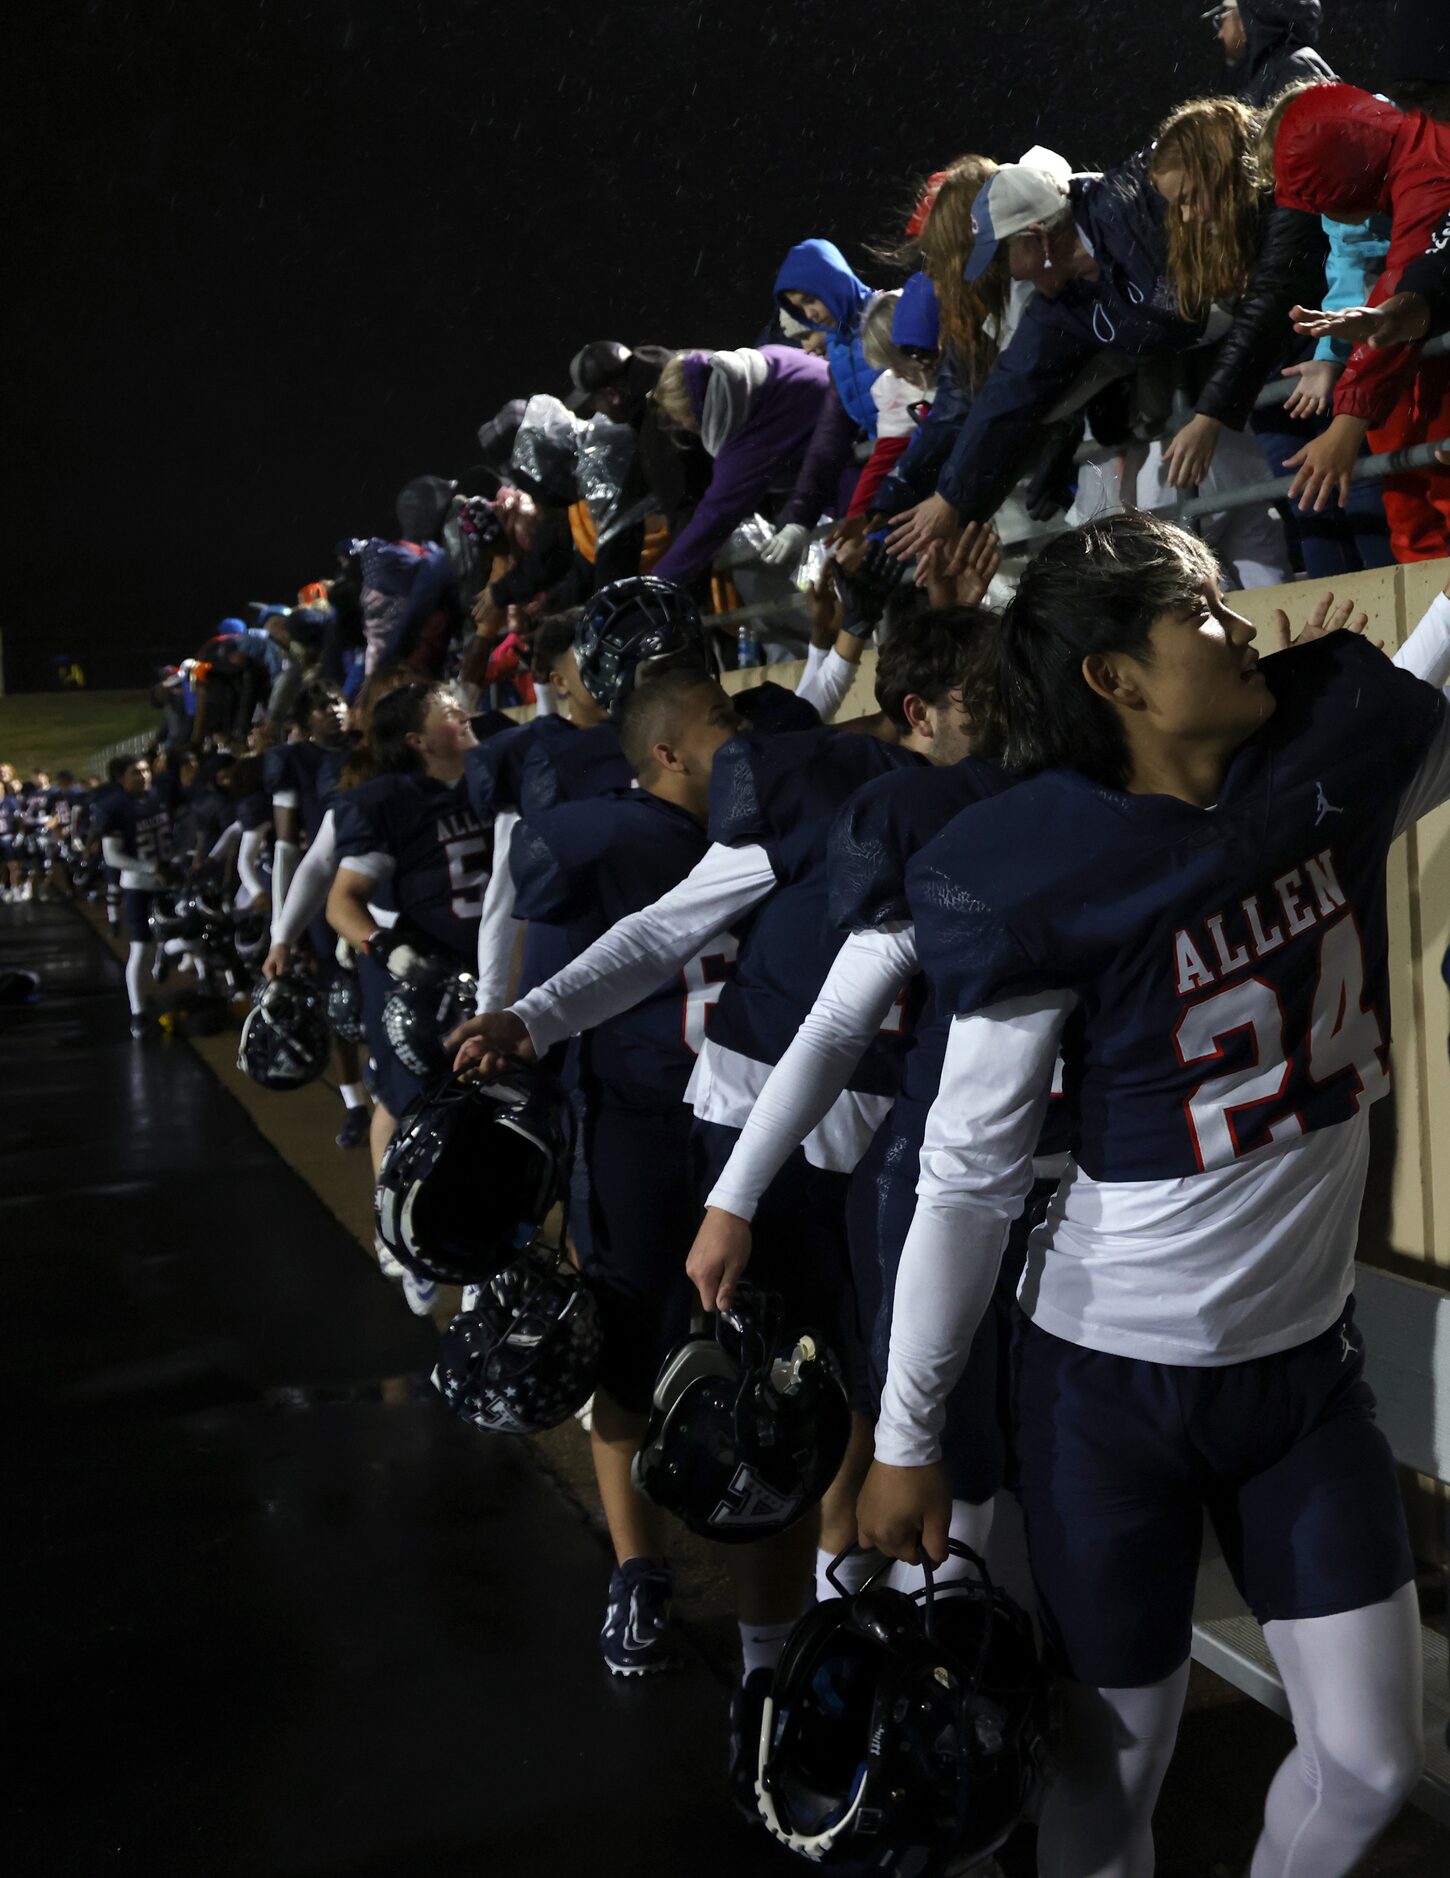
[1253,77,1335,186]
[648,353,698,431]
[1150,96,1262,321]
[860,290,905,371]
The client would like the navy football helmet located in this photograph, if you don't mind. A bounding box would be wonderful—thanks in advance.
[150,890,203,942]
[632,1284,850,1543]
[573,575,717,713]
[433,1246,603,1435]
[756,1542,1047,1872]
[381,961,478,1079]
[374,1072,570,1284]
[237,973,330,1090]
[325,965,366,1043]
[232,905,271,969]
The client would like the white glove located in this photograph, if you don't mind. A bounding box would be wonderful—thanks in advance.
[335,935,358,970]
[760,522,809,568]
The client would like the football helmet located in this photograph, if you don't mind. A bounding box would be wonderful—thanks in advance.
[325,966,367,1043]
[237,973,330,1089]
[373,1072,570,1284]
[232,905,271,968]
[756,1542,1047,1873]
[632,1284,850,1543]
[432,1246,602,1435]
[573,576,717,713]
[150,889,203,942]
[381,961,477,1079]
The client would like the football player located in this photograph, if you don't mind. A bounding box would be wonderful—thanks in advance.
[262,684,371,1146]
[507,666,746,1675]
[858,513,1450,1878]
[95,755,175,1037]
[450,607,989,1796]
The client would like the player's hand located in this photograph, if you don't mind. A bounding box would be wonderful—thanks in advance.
[1285,413,1367,511]
[1161,412,1223,490]
[1290,294,1430,349]
[685,1207,754,1314]
[823,514,868,553]
[1268,590,1377,655]
[262,941,291,981]
[1280,357,1341,420]
[367,927,426,979]
[447,1009,533,1077]
[943,518,1002,604]
[884,492,960,563]
[856,1459,953,1567]
[805,559,843,648]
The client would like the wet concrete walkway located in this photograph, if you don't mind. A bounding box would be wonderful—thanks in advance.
[1,904,789,1876]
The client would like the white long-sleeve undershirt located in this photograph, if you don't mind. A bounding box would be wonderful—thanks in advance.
[273,810,337,945]
[101,833,165,892]
[1391,586,1450,687]
[237,826,270,907]
[475,810,520,1012]
[271,837,300,916]
[794,647,859,724]
[875,991,1074,1468]
[509,840,777,1053]
[705,925,918,1219]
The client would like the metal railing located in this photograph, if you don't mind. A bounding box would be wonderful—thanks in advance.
[704,336,1450,628]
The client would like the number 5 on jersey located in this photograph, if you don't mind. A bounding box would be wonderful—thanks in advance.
[680,938,740,1055]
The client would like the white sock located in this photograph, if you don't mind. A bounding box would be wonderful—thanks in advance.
[339,1081,368,1108]
[815,1545,880,1604]
[739,1619,794,1681]
[125,942,150,1016]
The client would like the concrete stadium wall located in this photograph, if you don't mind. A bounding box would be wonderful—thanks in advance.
[719,557,1450,1282]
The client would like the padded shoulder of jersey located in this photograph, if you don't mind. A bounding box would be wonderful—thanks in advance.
[330,771,400,854]
[828,758,1009,933]
[709,726,912,854]
[1262,628,1444,777]
[261,746,291,796]
[466,720,560,818]
[508,811,579,926]
[733,680,820,736]
[518,720,632,815]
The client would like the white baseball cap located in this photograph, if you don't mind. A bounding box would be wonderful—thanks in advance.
[964,147,1072,282]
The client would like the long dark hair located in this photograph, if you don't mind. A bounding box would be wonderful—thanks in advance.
[996,513,1219,789]
[367,683,444,777]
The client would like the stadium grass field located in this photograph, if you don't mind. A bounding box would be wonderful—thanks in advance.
[0,691,157,776]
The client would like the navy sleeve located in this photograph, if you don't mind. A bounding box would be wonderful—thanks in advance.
[734,681,820,735]
[508,813,581,925]
[465,722,539,819]
[709,728,909,882]
[236,791,272,832]
[936,302,1092,521]
[906,822,1054,1017]
[262,747,291,798]
[331,784,386,860]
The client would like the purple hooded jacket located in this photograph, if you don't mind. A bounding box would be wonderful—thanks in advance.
[652,344,831,587]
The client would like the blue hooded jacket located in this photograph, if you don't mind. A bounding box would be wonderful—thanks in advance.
[774,238,881,434]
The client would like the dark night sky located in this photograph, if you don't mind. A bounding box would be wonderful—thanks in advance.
[8,0,1387,690]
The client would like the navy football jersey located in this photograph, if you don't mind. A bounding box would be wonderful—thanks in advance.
[829,757,1071,1159]
[465,717,571,821]
[333,772,489,964]
[907,634,1447,1182]
[731,679,821,737]
[707,725,920,1091]
[263,742,340,843]
[511,789,736,1106]
[235,788,272,833]
[95,788,173,867]
[517,720,633,817]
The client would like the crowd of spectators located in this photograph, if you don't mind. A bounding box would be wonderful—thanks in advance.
[114,6,1450,759]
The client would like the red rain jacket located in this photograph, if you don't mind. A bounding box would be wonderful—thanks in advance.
[1273,84,1450,426]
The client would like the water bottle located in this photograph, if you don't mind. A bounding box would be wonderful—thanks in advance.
[737,619,760,669]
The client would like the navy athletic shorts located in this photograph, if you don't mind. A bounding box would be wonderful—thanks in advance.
[121,887,155,943]
[1009,1296,1415,1688]
[689,1115,867,1413]
[356,950,423,1120]
[574,1098,698,1414]
[846,1132,1056,1506]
